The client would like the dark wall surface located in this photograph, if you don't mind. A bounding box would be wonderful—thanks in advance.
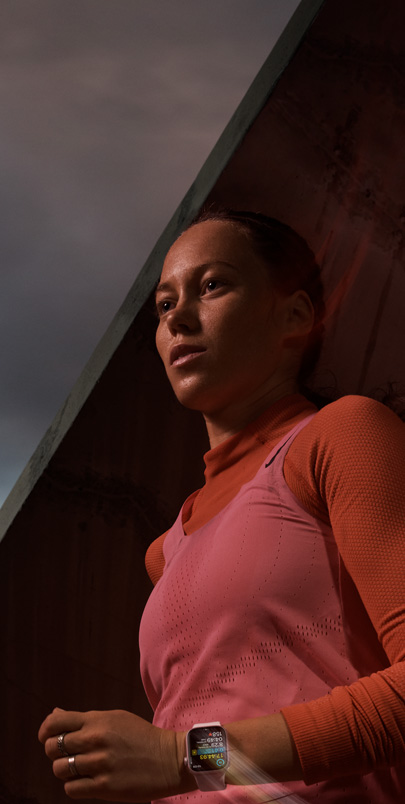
[208,0,405,398]
[0,303,208,804]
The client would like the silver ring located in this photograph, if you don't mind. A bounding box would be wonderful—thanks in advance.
[68,755,79,777]
[57,732,69,757]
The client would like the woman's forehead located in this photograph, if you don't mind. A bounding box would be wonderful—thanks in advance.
[162,219,254,272]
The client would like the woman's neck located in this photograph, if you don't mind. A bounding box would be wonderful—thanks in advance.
[203,379,299,449]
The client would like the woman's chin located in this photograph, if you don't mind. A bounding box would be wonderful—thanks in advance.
[172,383,225,415]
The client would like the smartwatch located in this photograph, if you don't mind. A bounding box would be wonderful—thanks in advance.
[185,722,229,791]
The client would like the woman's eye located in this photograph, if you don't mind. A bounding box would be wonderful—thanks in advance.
[157,300,173,316]
[204,279,222,293]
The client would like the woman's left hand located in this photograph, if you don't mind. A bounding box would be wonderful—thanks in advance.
[38,707,192,801]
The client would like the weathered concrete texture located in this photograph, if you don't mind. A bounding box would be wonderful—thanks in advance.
[207,0,405,398]
[1,0,405,802]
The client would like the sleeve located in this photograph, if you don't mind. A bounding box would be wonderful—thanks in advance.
[282,395,405,782]
[145,531,167,586]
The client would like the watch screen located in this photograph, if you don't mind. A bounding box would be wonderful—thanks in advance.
[187,726,228,772]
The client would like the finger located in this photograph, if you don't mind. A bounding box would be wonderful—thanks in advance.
[45,730,84,761]
[64,777,100,800]
[39,710,86,743]
[53,754,87,782]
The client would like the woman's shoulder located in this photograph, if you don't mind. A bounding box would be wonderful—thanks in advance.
[285,394,405,517]
[305,393,403,443]
[317,391,397,416]
[294,391,404,468]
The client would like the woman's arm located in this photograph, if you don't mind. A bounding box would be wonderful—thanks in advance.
[282,394,405,781]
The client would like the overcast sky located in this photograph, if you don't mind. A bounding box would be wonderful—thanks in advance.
[0,0,300,506]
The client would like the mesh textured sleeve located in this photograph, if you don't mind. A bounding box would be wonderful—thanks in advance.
[282,395,405,781]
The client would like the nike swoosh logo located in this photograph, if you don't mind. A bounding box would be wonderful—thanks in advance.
[265,433,295,468]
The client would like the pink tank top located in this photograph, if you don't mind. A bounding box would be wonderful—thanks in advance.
[139,416,403,802]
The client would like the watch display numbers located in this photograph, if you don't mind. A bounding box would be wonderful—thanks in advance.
[187,726,228,773]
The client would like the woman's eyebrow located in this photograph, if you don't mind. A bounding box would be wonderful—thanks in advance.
[155,280,172,296]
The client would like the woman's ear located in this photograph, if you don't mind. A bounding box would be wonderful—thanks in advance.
[282,290,315,343]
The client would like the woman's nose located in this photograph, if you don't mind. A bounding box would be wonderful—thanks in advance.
[166,298,199,333]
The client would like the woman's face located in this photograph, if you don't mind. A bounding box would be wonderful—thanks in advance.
[155,219,299,417]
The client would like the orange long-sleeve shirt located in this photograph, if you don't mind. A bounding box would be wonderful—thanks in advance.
[145,393,405,783]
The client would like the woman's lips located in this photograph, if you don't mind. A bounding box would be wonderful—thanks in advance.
[170,344,206,366]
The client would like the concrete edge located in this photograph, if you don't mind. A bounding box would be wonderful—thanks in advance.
[0,0,325,540]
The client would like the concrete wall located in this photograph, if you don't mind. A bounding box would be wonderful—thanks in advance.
[0,302,208,804]
[208,0,405,398]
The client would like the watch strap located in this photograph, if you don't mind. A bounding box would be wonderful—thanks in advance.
[194,770,226,791]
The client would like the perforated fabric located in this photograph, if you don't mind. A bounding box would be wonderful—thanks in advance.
[145,394,315,585]
[139,402,405,801]
[281,396,405,784]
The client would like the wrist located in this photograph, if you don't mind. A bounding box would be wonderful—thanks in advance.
[158,728,196,797]
[224,713,301,782]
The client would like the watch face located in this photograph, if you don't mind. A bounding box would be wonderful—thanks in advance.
[187,726,228,773]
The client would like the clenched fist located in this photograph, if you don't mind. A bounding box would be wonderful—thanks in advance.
[38,707,193,801]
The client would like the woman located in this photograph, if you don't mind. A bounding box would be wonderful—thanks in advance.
[39,210,405,802]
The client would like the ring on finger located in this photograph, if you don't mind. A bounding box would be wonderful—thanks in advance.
[57,732,69,757]
[68,755,80,777]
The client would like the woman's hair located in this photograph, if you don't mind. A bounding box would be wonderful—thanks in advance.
[190,207,325,389]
